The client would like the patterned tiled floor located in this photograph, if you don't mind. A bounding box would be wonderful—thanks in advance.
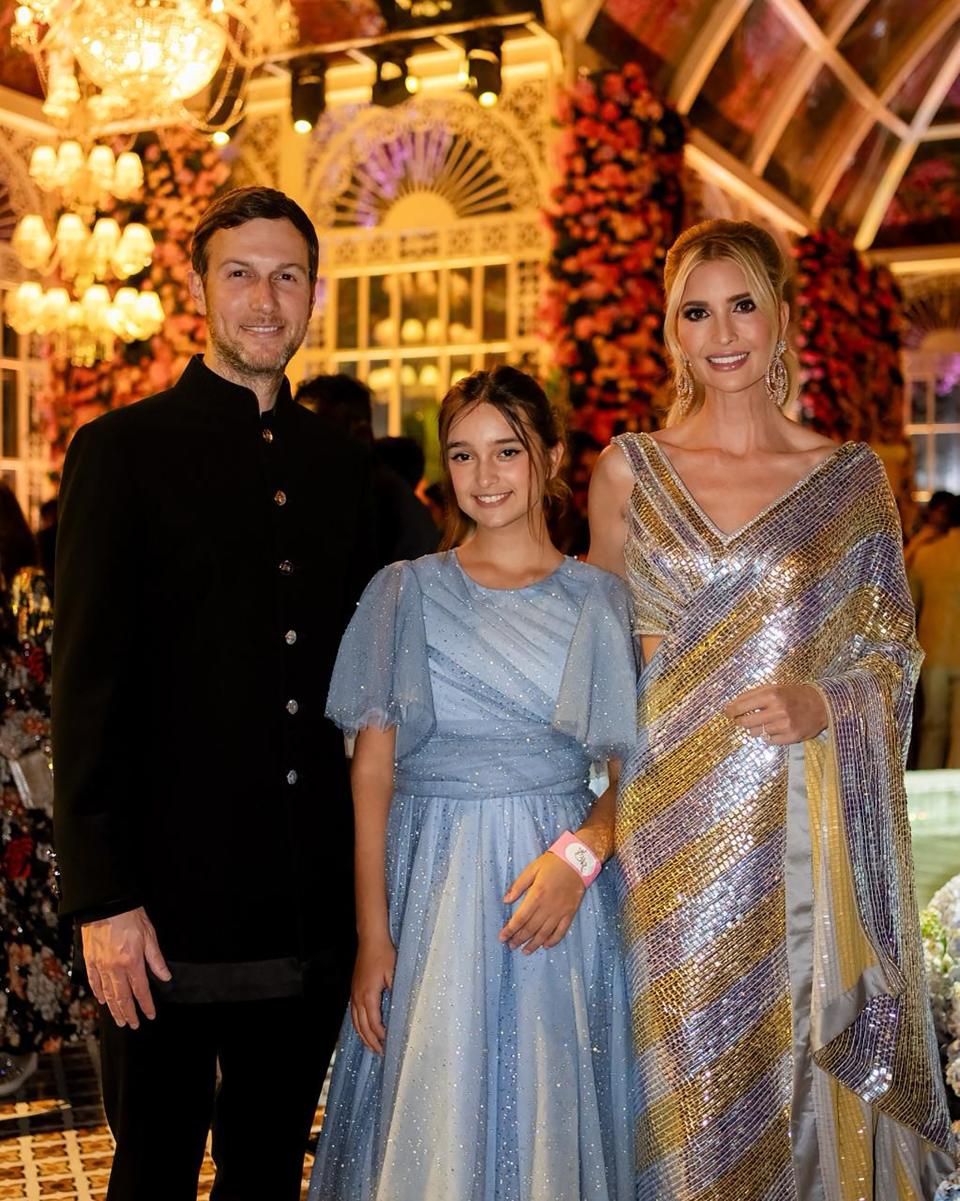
[0,1041,323,1200]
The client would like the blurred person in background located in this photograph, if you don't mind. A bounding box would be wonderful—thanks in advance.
[35,498,57,589]
[422,481,446,531]
[0,483,94,1096]
[373,434,440,556]
[910,493,960,769]
[905,489,954,569]
[297,377,438,564]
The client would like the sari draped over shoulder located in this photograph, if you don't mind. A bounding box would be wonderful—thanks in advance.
[613,432,955,1201]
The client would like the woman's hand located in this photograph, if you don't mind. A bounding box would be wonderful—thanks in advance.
[499,852,587,954]
[350,934,396,1056]
[724,683,828,745]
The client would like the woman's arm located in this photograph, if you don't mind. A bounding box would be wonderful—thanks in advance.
[586,445,633,577]
[350,724,397,1055]
[500,761,619,955]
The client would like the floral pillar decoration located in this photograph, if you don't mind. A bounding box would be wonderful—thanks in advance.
[793,230,907,444]
[39,129,230,463]
[542,64,685,443]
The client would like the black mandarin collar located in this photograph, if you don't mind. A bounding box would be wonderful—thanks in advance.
[175,354,294,427]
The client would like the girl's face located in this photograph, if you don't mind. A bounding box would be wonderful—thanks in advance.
[676,258,784,397]
[445,402,559,534]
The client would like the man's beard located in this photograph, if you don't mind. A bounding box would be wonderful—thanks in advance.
[209,323,302,381]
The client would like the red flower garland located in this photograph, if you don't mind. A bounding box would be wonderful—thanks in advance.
[541,64,685,444]
[38,128,231,464]
[792,229,907,445]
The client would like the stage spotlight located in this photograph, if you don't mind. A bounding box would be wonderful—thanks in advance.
[291,58,326,134]
[467,33,502,108]
[372,51,415,107]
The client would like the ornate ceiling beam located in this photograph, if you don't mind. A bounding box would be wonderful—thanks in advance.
[855,38,960,249]
[749,0,871,173]
[920,122,960,139]
[875,0,960,106]
[669,0,753,115]
[685,128,810,235]
[810,0,960,219]
[769,0,909,137]
[797,0,960,223]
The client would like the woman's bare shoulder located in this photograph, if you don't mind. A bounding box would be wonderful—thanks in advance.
[591,442,636,498]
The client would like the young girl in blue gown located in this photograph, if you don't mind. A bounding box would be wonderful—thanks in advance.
[309,367,636,1201]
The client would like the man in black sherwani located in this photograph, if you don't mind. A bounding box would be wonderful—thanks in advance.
[52,187,375,1200]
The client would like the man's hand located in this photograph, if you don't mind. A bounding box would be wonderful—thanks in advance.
[81,907,171,1029]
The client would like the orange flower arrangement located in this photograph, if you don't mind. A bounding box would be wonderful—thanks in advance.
[541,64,685,443]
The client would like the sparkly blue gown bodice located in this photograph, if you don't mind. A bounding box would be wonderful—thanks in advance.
[309,552,637,1201]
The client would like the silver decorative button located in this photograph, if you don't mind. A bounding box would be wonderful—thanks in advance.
[286,769,298,785]
[262,428,274,443]
[286,699,299,715]
[278,559,293,575]
[274,490,287,506]
[284,629,297,645]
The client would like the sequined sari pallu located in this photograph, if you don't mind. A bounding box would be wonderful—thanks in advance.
[614,433,955,1201]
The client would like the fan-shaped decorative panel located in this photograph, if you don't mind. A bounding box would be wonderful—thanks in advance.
[0,182,17,245]
[308,96,544,232]
[334,125,511,228]
[902,283,960,350]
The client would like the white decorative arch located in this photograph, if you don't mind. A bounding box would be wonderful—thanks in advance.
[0,125,44,256]
[306,91,546,232]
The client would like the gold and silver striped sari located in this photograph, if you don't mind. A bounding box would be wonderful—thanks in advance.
[613,432,955,1201]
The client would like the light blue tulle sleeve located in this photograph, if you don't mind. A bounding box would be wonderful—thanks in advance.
[325,561,435,759]
[552,570,637,761]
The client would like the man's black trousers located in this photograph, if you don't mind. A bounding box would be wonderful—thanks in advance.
[99,987,346,1201]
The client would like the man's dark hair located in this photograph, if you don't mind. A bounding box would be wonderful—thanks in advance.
[191,187,319,283]
[295,374,374,444]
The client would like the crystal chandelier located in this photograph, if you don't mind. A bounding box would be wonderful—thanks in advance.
[28,140,144,209]
[12,211,155,291]
[5,281,165,367]
[11,0,298,135]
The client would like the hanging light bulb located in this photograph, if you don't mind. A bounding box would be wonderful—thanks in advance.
[90,217,122,278]
[28,144,57,190]
[113,222,154,278]
[54,140,85,187]
[86,143,116,191]
[113,151,144,198]
[12,214,53,271]
[5,282,44,335]
[38,287,71,335]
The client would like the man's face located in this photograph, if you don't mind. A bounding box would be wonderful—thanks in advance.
[188,217,318,382]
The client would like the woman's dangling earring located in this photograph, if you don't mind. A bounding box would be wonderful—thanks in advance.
[766,339,788,408]
[675,356,695,414]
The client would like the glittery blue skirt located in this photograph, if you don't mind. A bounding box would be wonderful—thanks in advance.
[308,785,635,1201]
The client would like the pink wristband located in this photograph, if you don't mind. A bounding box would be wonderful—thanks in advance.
[548,830,602,887]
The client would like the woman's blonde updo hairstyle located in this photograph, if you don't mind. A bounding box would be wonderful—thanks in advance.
[662,219,799,426]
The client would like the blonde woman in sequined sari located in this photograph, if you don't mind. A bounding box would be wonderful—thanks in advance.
[588,219,956,1201]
